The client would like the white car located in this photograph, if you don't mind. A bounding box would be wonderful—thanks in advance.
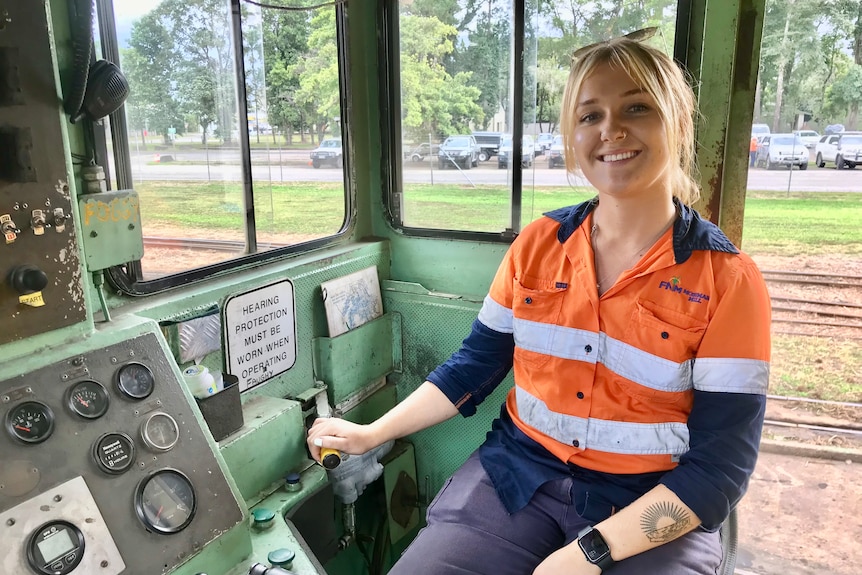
[792,130,820,149]
[547,135,565,168]
[497,135,534,169]
[310,138,343,168]
[755,134,808,170]
[815,132,862,169]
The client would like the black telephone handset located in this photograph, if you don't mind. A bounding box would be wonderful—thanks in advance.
[65,0,128,124]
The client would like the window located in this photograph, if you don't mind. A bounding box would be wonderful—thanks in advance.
[98,0,350,292]
[390,0,678,237]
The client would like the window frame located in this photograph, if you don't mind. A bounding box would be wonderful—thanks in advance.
[97,0,355,296]
[381,0,694,243]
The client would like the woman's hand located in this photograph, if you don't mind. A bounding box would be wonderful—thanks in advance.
[533,544,601,575]
[306,417,380,464]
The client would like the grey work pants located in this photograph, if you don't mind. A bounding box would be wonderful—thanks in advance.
[389,452,722,575]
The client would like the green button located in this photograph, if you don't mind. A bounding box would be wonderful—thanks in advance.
[268,548,296,567]
[252,508,275,524]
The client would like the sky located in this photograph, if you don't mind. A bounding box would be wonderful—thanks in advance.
[113,0,163,47]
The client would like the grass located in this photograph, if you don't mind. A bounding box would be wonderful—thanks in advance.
[135,181,862,404]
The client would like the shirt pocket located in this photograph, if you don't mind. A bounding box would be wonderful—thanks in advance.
[611,300,707,404]
[511,278,566,369]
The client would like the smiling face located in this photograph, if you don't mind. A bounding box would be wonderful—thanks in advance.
[571,62,672,200]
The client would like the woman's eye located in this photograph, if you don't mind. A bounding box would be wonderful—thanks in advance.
[579,112,599,123]
[629,103,650,113]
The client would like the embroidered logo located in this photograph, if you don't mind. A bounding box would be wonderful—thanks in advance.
[658,277,710,303]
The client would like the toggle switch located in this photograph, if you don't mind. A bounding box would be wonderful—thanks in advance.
[31,209,46,235]
[52,207,68,233]
[1,213,21,243]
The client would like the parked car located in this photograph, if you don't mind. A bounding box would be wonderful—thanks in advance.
[310,138,343,168]
[405,142,439,162]
[792,130,820,149]
[756,134,808,170]
[438,135,480,169]
[547,135,565,168]
[751,123,770,142]
[815,132,862,169]
[471,131,503,162]
[497,134,534,169]
[536,133,555,155]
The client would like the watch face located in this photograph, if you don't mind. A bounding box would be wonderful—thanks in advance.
[580,529,610,562]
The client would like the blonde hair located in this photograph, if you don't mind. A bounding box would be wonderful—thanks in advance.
[560,38,701,206]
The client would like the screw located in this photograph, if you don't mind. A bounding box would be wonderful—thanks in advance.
[129,351,135,357]
[101,560,109,568]
[25,387,32,393]
[2,396,10,403]
[61,374,69,381]
[90,230,98,237]
[128,223,135,230]
[6,519,14,526]
[45,200,51,207]
[110,357,117,364]
[53,495,62,502]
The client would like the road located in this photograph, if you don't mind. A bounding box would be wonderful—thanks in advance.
[121,148,860,192]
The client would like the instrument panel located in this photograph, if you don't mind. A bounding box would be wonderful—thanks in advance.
[0,332,244,574]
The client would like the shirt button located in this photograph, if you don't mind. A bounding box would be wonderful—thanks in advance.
[525,297,532,304]
[661,331,669,339]
[577,391,584,399]
[572,439,580,448]
[584,344,592,353]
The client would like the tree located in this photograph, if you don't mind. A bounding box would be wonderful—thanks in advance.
[123,13,184,145]
[400,14,484,140]
[292,9,341,142]
[261,8,310,144]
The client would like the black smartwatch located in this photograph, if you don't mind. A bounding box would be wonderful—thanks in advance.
[577,525,615,572]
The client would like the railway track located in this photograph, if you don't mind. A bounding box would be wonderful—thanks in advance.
[759,269,862,337]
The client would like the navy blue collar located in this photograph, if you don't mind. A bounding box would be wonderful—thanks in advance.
[543,197,739,264]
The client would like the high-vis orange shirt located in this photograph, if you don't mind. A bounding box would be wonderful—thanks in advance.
[428,199,771,530]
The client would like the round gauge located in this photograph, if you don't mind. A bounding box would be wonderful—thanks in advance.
[67,380,110,419]
[92,432,136,475]
[135,469,196,534]
[5,401,55,444]
[117,362,155,400]
[26,520,85,575]
[140,412,180,452]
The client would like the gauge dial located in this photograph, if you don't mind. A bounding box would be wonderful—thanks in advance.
[141,412,180,452]
[68,380,110,419]
[135,469,196,534]
[5,401,55,444]
[117,362,155,400]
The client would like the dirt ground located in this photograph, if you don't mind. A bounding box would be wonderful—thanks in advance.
[736,451,862,575]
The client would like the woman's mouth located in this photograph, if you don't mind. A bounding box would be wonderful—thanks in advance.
[599,150,640,162]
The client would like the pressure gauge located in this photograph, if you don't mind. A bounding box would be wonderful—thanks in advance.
[135,469,196,534]
[5,401,55,444]
[140,412,180,452]
[117,362,155,400]
[67,380,110,419]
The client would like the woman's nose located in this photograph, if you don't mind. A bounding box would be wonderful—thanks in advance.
[601,116,627,142]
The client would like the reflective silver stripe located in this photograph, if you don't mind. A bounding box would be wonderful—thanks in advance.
[512,320,692,393]
[516,387,690,455]
[603,335,693,393]
[513,318,599,364]
[693,358,770,394]
[477,295,513,333]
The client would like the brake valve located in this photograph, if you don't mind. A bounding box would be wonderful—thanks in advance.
[1,214,21,243]
[31,209,46,235]
[52,207,68,233]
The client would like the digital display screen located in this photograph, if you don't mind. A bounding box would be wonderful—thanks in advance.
[37,529,74,563]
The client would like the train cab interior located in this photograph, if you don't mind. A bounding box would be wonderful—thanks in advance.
[3,0,858,574]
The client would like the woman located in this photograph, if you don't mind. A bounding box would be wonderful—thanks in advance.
[309,34,771,575]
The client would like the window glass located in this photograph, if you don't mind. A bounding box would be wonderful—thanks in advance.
[105,0,347,281]
[395,0,677,234]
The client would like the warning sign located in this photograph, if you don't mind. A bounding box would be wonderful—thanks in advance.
[224,280,297,392]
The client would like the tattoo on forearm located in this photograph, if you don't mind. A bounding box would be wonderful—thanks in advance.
[639,502,691,543]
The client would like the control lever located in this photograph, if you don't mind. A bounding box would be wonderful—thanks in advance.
[248,564,297,575]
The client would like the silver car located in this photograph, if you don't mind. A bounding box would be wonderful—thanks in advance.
[756,134,809,170]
